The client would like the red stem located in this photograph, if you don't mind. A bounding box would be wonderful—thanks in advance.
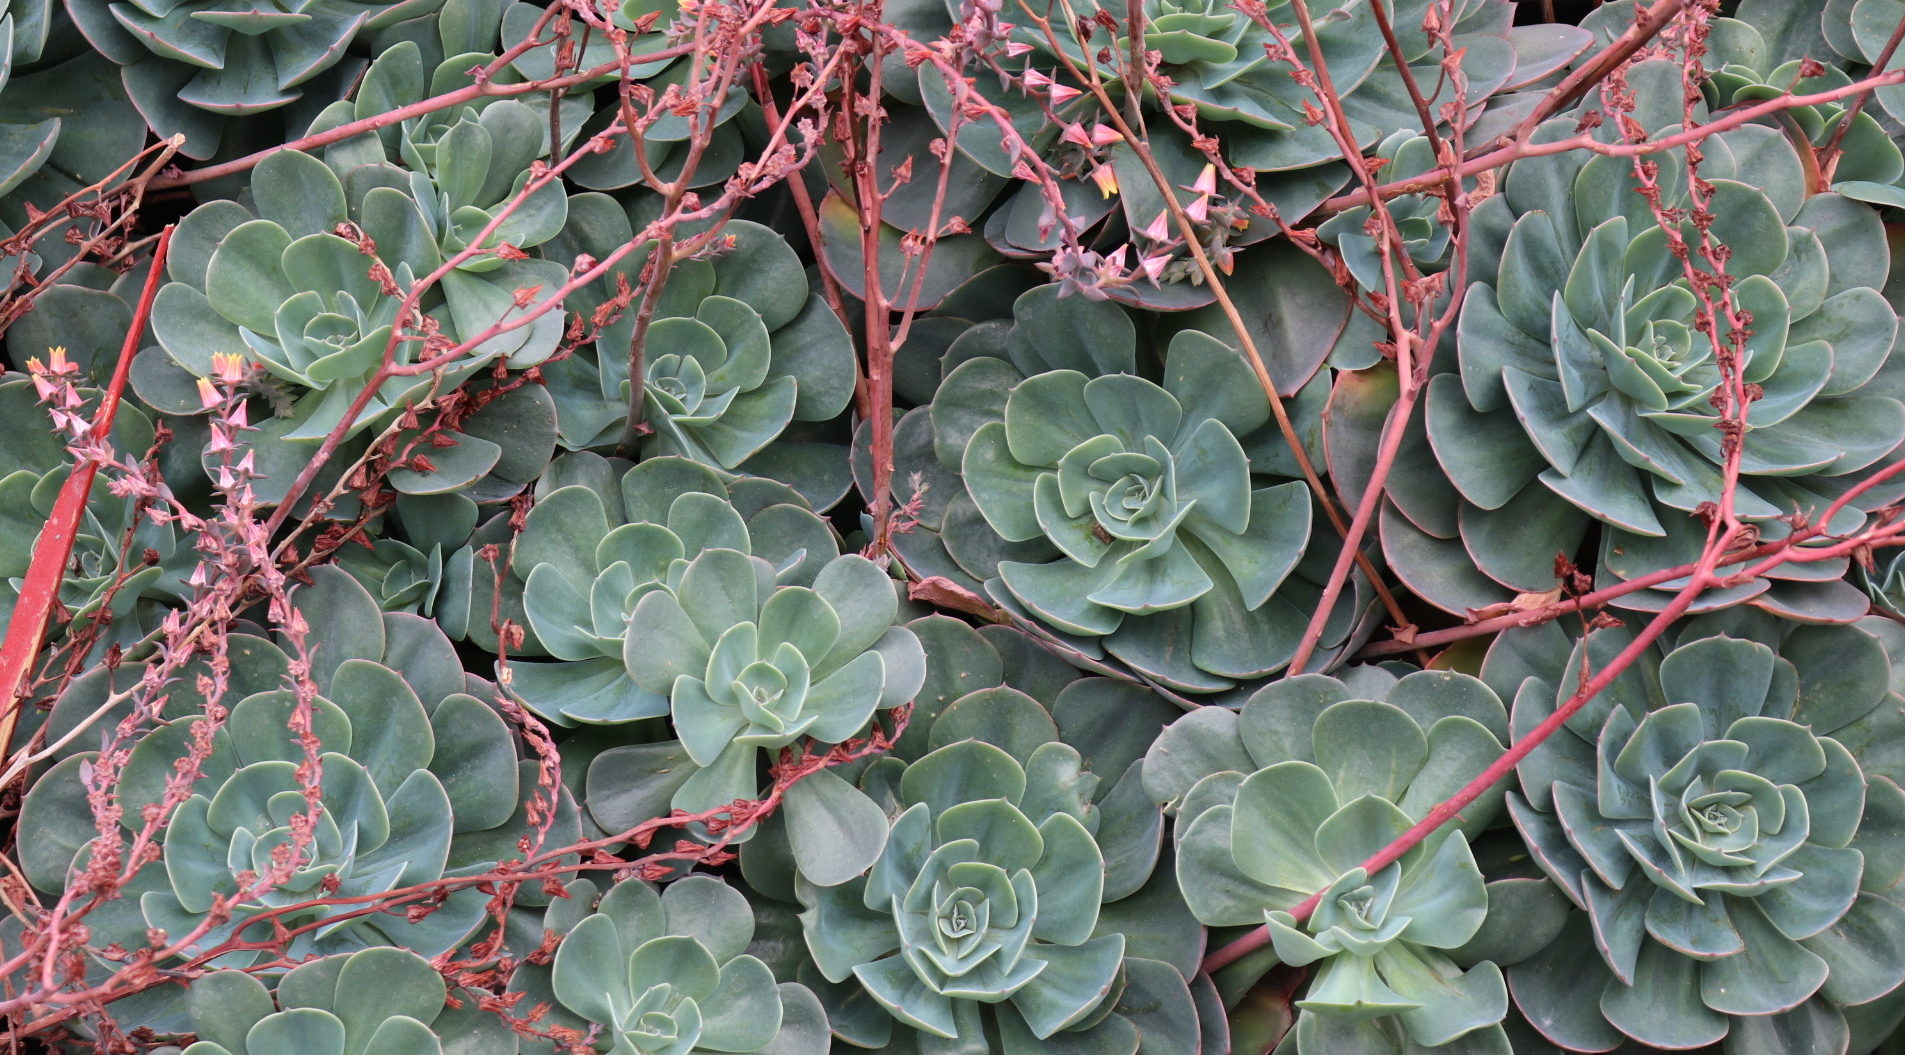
[0,226,173,761]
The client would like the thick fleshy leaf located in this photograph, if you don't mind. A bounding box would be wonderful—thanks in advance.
[1003,369,1099,467]
[1141,705,1248,812]
[811,556,901,673]
[1805,891,1905,1006]
[1314,795,1414,876]
[1230,762,1338,891]
[854,954,960,1038]
[1381,947,1508,1047]
[245,1009,347,1055]
[799,877,904,983]
[902,740,1027,820]
[1311,701,1428,804]
[1599,939,1728,1049]
[1175,804,1300,926]
[1756,844,1862,941]
[333,947,448,1053]
[1701,898,1831,1015]
[1010,936,1125,1038]
[1028,813,1103,944]
[1507,915,1627,1052]
[783,768,890,887]
[626,589,713,694]
[698,955,784,1052]
[1392,832,1488,950]
[186,970,275,1053]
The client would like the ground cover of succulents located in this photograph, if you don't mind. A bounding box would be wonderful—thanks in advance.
[14,0,1905,1052]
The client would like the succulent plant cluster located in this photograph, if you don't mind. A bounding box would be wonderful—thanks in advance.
[1382,64,1905,620]
[18,570,545,979]
[14,0,1905,1053]
[1489,618,1905,1053]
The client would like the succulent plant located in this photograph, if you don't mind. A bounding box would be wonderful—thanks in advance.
[0,375,189,658]
[1489,620,1905,1051]
[64,0,447,158]
[621,546,925,814]
[1384,64,1905,618]
[305,7,589,178]
[1145,668,1536,1052]
[305,40,577,273]
[511,875,828,1055]
[435,452,839,725]
[796,735,1207,1053]
[540,218,858,509]
[144,143,569,454]
[915,284,1377,696]
[176,946,516,1055]
[17,568,549,974]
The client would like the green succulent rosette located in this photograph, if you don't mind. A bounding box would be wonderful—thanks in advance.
[64,0,444,158]
[143,145,568,460]
[621,546,925,813]
[796,734,1210,1054]
[1486,617,1905,1052]
[1387,61,1905,618]
[435,452,838,725]
[541,216,859,509]
[1145,668,1546,1053]
[915,284,1377,697]
[176,946,515,1055]
[303,3,592,182]
[501,875,829,1055]
[302,32,578,275]
[17,568,572,987]
[0,376,189,659]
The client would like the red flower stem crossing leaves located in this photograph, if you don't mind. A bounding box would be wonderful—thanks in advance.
[0,225,173,765]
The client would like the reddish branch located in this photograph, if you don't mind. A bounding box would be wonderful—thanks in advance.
[0,226,172,761]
